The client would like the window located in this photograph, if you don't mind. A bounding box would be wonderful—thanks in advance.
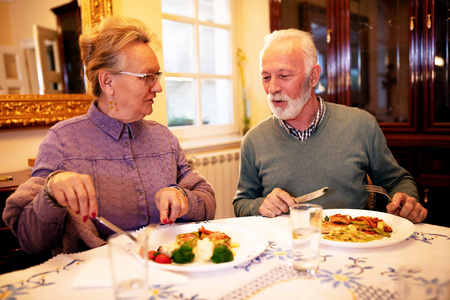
[161,0,238,139]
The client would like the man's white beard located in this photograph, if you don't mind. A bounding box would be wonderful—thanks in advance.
[267,80,312,120]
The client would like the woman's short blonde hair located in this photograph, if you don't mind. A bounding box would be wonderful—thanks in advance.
[79,16,158,97]
[260,29,318,76]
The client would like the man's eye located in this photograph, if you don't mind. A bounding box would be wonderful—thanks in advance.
[262,76,271,82]
[279,74,292,79]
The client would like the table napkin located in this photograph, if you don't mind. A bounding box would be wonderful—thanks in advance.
[71,255,188,289]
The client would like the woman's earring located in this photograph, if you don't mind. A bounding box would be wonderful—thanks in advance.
[109,95,114,111]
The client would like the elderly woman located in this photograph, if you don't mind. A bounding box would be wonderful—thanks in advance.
[2,16,215,255]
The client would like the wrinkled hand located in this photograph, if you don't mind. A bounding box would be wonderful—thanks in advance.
[386,192,428,223]
[155,187,188,224]
[49,171,97,222]
[259,188,296,218]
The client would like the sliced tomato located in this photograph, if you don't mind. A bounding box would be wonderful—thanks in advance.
[148,250,159,261]
[154,253,172,264]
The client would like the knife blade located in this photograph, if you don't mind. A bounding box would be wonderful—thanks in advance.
[97,216,138,242]
[294,187,328,204]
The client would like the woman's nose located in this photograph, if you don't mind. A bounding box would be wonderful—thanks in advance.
[151,80,163,93]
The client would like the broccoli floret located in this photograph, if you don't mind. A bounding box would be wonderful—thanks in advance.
[171,243,194,264]
[211,245,234,263]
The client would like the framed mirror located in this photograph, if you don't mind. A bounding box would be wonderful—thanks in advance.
[0,0,112,129]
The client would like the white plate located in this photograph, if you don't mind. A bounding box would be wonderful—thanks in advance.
[321,209,415,248]
[146,223,268,272]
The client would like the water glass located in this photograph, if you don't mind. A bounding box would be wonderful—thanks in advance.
[289,203,323,274]
[108,231,148,300]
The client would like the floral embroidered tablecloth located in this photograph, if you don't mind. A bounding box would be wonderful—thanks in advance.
[1,215,449,300]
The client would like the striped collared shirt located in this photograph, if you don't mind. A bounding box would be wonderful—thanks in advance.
[278,96,326,141]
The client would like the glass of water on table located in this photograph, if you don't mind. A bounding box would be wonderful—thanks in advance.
[108,231,148,300]
[289,204,323,274]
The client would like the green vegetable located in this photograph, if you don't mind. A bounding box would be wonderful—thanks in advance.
[171,243,194,264]
[324,215,330,222]
[211,245,234,263]
[373,227,391,237]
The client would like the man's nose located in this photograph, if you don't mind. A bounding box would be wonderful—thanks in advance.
[268,78,281,94]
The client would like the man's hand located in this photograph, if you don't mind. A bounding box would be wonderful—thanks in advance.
[259,188,296,217]
[49,171,97,222]
[155,187,188,224]
[387,192,428,223]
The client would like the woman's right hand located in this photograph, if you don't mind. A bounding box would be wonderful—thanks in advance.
[48,171,97,222]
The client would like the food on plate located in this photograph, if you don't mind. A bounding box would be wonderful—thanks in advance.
[154,253,172,264]
[172,243,195,264]
[149,226,239,265]
[147,251,172,264]
[211,245,234,263]
[322,214,393,243]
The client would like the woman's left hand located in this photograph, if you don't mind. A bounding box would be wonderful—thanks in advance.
[155,187,188,224]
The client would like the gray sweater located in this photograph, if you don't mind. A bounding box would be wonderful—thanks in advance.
[233,102,418,217]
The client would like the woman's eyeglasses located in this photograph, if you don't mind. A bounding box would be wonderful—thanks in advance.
[119,71,163,86]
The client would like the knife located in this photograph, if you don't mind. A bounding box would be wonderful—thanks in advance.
[97,215,138,242]
[294,187,328,204]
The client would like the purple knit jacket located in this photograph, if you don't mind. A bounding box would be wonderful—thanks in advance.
[2,101,216,255]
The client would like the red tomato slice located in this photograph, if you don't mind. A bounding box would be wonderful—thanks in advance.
[154,253,172,264]
[148,250,159,261]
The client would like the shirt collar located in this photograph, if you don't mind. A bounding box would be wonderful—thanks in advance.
[88,100,142,140]
[278,96,326,141]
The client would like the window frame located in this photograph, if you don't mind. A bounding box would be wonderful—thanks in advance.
[161,0,240,141]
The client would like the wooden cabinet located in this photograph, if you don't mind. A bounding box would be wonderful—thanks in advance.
[270,0,450,226]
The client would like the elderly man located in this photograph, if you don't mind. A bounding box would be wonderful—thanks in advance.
[233,29,427,223]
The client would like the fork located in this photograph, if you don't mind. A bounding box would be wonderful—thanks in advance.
[365,184,392,202]
[138,223,160,241]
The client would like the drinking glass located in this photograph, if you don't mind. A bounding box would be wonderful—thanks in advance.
[289,203,323,274]
[108,231,148,300]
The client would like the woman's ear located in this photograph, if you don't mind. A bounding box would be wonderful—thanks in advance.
[98,71,114,95]
[310,64,322,87]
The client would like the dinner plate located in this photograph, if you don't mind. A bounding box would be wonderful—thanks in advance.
[146,223,268,272]
[321,209,415,248]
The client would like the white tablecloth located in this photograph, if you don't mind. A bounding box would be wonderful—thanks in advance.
[1,215,449,300]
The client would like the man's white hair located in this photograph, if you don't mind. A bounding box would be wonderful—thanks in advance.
[260,29,318,76]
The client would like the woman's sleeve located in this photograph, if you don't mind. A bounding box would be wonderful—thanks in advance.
[2,176,67,254]
[175,142,216,221]
[2,129,68,254]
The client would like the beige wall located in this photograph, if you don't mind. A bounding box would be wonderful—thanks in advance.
[235,0,272,128]
[0,2,12,45]
[8,0,68,46]
[0,0,272,174]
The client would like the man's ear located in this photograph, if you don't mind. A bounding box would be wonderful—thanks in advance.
[98,71,114,95]
[310,64,322,87]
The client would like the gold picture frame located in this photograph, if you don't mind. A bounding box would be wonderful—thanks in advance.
[0,0,112,129]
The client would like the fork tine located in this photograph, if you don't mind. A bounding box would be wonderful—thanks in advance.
[138,223,159,242]
[365,184,391,201]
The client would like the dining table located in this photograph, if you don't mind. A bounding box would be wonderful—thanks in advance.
[0,212,449,300]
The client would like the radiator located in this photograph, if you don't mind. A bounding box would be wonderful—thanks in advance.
[187,148,240,219]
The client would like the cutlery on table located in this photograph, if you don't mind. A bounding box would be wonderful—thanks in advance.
[96,215,159,242]
[365,184,403,212]
[294,187,328,204]
[365,184,391,202]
